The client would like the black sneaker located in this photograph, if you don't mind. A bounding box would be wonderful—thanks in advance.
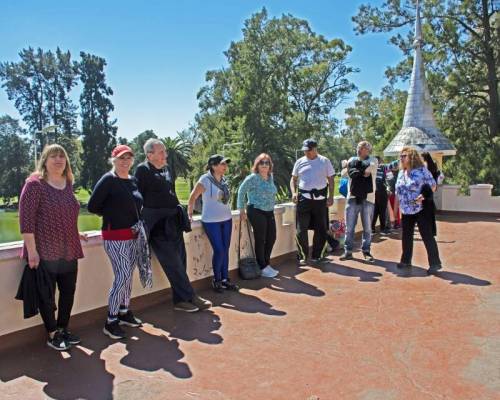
[174,301,199,312]
[212,280,224,293]
[363,252,375,262]
[118,310,142,327]
[339,252,353,261]
[47,331,70,351]
[397,262,412,269]
[221,279,239,292]
[191,295,212,310]
[103,320,126,339]
[427,264,442,275]
[58,328,81,345]
[381,229,391,236]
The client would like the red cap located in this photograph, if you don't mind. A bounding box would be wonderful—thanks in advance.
[111,145,134,158]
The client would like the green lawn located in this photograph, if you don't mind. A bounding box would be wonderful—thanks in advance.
[175,177,190,204]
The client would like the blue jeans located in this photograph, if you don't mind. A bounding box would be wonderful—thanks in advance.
[344,198,374,253]
[202,219,233,281]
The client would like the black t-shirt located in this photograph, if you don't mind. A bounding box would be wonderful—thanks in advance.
[87,172,143,230]
[134,161,180,209]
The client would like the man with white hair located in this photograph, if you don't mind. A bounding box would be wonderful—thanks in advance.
[340,141,378,262]
[135,138,211,312]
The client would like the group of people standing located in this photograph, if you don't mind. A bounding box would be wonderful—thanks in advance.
[17,137,443,351]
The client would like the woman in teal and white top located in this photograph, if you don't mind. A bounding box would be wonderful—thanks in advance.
[237,153,278,278]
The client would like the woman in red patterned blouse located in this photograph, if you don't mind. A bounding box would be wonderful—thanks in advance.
[19,144,87,351]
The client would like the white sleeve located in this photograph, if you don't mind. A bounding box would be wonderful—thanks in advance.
[292,159,300,177]
[198,175,208,190]
[325,159,335,177]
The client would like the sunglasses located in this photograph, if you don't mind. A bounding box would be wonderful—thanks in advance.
[259,160,271,166]
[399,154,408,159]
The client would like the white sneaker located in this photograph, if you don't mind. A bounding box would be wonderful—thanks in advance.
[261,265,278,278]
[298,259,307,266]
[266,265,279,274]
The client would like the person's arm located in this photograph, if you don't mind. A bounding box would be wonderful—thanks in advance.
[290,175,298,204]
[326,159,335,207]
[327,175,335,207]
[19,179,41,268]
[134,164,148,197]
[237,175,252,220]
[87,174,111,215]
[364,157,378,177]
[187,181,206,221]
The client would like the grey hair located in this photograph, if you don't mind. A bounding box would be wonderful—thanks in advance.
[143,138,165,157]
[357,141,372,155]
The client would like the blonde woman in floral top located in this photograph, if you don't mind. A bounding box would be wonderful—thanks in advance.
[395,147,442,274]
[238,153,278,278]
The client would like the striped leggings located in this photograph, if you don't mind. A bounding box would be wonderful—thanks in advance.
[103,239,138,317]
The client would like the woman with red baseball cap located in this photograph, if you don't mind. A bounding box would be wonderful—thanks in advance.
[88,144,149,340]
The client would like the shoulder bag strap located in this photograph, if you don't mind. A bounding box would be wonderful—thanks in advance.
[245,219,257,259]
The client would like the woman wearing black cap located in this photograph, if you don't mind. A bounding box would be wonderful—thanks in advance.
[188,155,239,293]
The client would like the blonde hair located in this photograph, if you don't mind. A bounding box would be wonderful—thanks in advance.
[400,147,424,170]
[36,144,74,183]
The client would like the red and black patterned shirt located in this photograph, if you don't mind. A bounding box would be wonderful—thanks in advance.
[19,176,84,261]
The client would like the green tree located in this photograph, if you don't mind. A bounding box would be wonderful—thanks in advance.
[0,115,31,204]
[163,136,192,193]
[0,47,79,148]
[195,8,357,201]
[79,52,117,190]
[353,0,500,192]
[344,87,407,157]
[129,129,157,168]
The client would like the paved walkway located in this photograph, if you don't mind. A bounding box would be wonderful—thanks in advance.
[1,213,499,400]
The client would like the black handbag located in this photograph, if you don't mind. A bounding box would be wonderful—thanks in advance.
[238,219,261,280]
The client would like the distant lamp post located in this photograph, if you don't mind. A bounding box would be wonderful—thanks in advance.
[222,142,243,157]
[34,125,58,168]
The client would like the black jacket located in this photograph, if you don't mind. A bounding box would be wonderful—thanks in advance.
[15,264,55,319]
[421,184,437,236]
[143,205,191,242]
[348,158,373,203]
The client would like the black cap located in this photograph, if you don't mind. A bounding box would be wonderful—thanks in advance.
[207,154,231,167]
[301,138,318,151]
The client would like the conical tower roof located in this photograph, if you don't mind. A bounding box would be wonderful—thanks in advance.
[384,0,456,156]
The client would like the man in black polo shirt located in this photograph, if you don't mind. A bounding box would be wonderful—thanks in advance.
[135,138,211,312]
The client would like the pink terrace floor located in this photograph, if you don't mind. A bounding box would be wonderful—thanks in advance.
[0,213,499,400]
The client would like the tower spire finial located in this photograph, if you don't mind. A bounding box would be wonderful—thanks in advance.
[383,0,456,157]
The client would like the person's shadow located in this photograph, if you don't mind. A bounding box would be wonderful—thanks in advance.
[139,306,223,345]
[209,289,287,316]
[239,262,326,297]
[371,258,491,286]
[119,326,191,378]
[309,259,383,282]
[0,328,114,400]
[0,317,194,400]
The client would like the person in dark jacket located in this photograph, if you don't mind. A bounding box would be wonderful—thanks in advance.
[371,156,391,235]
[135,138,212,311]
[88,145,145,340]
[19,144,87,351]
[340,141,378,262]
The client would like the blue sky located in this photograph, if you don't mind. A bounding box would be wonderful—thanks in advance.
[0,0,405,139]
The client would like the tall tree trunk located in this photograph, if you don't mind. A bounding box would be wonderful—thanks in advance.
[481,0,500,138]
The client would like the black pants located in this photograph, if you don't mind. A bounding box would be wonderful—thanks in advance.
[296,196,328,259]
[372,190,388,231]
[150,222,195,304]
[38,259,78,333]
[247,205,277,268]
[401,209,441,267]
